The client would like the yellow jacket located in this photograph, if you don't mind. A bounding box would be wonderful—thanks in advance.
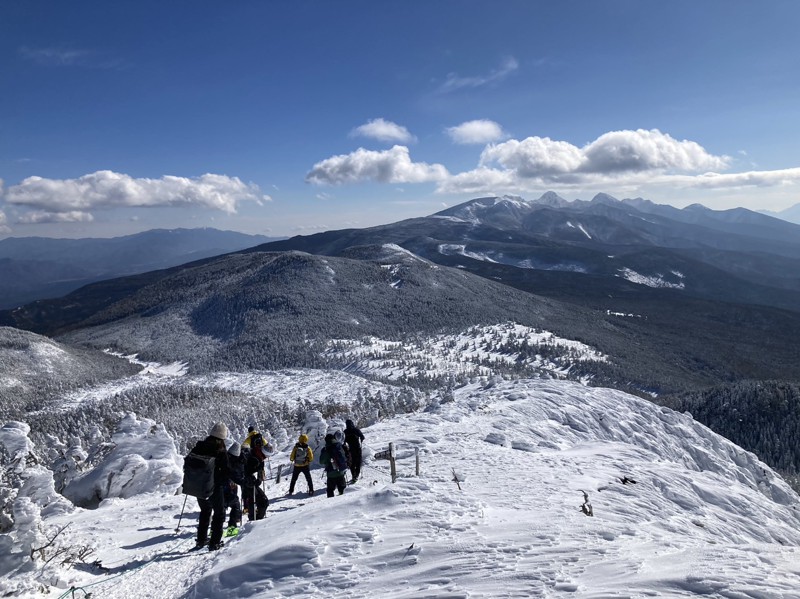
[290,443,313,467]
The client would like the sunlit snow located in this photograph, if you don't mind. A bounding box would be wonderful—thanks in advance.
[5,377,800,597]
[618,268,686,289]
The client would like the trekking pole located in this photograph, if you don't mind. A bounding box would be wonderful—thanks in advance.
[175,494,188,533]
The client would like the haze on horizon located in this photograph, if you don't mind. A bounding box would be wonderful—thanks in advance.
[2,1,800,240]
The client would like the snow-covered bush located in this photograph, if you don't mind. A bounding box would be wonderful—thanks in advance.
[0,421,77,595]
[63,413,183,508]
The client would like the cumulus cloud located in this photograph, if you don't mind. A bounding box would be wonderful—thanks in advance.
[582,129,729,173]
[480,137,585,179]
[438,56,519,94]
[446,120,506,145]
[350,119,416,144]
[0,210,9,234]
[16,210,95,224]
[306,146,449,185]
[438,129,800,195]
[5,171,269,215]
[480,129,728,179]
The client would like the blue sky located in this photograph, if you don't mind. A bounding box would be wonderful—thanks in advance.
[1,0,799,238]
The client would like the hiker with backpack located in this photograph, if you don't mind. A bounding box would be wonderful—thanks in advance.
[224,441,245,536]
[184,422,230,551]
[242,425,274,459]
[241,445,269,520]
[344,419,365,483]
[287,433,314,497]
[320,432,348,497]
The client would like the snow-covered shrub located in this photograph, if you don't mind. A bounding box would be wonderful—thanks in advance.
[0,422,77,595]
[63,412,183,508]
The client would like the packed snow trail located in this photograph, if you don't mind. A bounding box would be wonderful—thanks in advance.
[38,378,800,598]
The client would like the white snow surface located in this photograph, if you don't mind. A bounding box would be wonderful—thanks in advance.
[618,268,686,290]
[10,377,800,598]
[326,322,606,382]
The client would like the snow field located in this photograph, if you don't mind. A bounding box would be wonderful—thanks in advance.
[34,377,800,598]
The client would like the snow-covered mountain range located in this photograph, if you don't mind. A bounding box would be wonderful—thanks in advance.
[2,193,800,596]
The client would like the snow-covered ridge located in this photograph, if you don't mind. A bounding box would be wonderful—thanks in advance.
[6,377,800,597]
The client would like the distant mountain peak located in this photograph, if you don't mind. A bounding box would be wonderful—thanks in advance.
[533,191,569,207]
[683,203,711,212]
[590,192,620,205]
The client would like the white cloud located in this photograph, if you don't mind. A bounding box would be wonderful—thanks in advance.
[655,167,800,189]
[350,119,416,144]
[435,129,800,196]
[438,56,519,94]
[5,171,269,215]
[16,210,95,224]
[446,120,506,145]
[306,146,449,185]
[19,46,90,66]
[480,137,585,179]
[582,129,729,173]
[0,210,9,234]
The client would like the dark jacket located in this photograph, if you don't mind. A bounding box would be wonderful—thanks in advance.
[191,436,230,487]
[228,452,246,486]
[242,448,264,486]
[320,439,347,478]
[344,420,364,453]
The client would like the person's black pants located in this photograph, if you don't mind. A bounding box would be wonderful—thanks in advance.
[289,465,314,494]
[349,449,362,482]
[242,484,269,520]
[326,474,346,497]
[197,485,225,545]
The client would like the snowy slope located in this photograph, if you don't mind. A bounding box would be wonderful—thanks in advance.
[6,377,800,598]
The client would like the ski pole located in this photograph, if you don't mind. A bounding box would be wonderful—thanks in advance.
[175,494,188,533]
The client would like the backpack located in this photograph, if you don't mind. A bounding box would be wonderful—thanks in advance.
[183,452,216,498]
[250,432,266,461]
[331,443,348,473]
[293,444,309,466]
[242,448,265,484]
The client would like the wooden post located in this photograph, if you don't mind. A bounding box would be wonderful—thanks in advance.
[276,464,283,484]
[415,447,420,477]
[389,442,397,483]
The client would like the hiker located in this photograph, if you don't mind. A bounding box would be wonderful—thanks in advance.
[242,425,275,461]
[320,432,348,497]
[224,441,245,535]
[344,419,365,483]
[241,444,269,520]
[190,422,230,551]
[287,433,314,496]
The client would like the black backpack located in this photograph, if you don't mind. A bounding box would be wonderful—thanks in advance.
[183,452,216,498]
[331,443,348,473]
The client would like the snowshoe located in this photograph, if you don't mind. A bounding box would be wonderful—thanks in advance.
[208,540,225,551]
[225,526,239,538]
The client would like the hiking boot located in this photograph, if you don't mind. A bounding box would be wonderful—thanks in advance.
[192,540,206,551]
[208,541,225,551]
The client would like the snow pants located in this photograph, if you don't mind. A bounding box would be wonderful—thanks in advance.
[243,483,268,520]
[326,474,346,497]
[224,487,242,527]
[197,485,225,546]
[349,448,362,482]
[289,465,314,494]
